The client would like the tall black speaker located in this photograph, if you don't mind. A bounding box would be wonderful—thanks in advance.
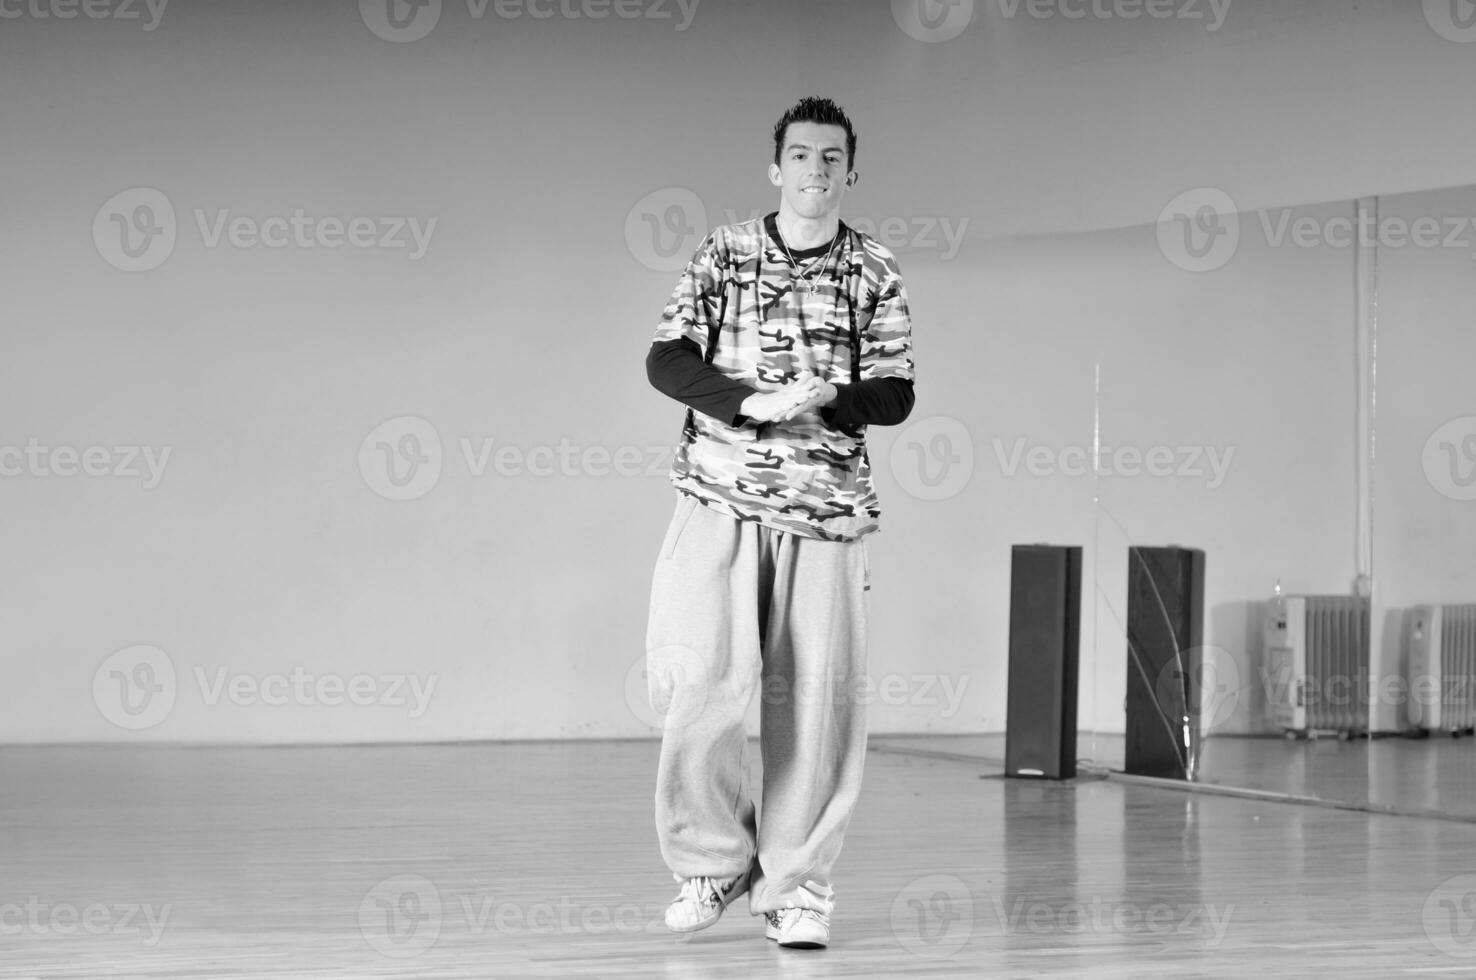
[1123,545,1206,780]
[1005,544,1082,779]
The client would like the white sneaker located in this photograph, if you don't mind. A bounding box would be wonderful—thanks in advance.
[765,908,830,948]
[762,879,834,949]
[664,869,751,933]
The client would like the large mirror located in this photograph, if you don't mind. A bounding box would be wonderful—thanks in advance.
[1080,184,1476,819]
[1086,194,1381,802]
[869,186,1476,818]
[1363,182,1476,819]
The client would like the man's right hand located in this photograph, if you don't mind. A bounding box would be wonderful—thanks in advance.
[739,377,825,423]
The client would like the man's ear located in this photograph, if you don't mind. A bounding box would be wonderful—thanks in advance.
[845,171,859,188]
[768,163,783,187]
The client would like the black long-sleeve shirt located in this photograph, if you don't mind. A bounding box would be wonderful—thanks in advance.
[646,336,915,429]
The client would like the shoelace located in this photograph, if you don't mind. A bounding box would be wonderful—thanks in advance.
[674,875,725,910]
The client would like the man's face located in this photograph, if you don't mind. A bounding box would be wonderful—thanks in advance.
[769,121,854,221]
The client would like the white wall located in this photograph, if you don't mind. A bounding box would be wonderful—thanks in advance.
[0,0,1465,742]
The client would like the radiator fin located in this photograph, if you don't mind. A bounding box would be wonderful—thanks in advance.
[1266,595,1369,734]
[1443,604,1476,731]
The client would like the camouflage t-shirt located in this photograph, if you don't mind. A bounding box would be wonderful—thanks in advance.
[652,215,915,542]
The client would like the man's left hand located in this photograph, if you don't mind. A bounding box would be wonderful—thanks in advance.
[776,379,838,423]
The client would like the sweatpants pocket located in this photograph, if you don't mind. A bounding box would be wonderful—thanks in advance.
[661,493,701,561]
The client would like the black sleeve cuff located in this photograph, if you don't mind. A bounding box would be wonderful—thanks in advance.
[820,377,916,429]
[646,337,758,426]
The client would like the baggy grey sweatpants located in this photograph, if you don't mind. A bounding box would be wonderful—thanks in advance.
[646,491,870,915]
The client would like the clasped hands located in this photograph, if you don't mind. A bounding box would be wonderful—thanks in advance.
[739,373,838,424]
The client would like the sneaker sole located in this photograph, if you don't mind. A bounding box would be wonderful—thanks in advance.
[764,922,827,948]
[667,915,721,934]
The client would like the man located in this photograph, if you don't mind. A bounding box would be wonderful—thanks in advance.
[643,96,915,950]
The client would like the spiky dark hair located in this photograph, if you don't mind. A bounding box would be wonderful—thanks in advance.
[772,96,857,169]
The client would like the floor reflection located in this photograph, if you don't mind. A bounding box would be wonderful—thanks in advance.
[871,732,1476,820]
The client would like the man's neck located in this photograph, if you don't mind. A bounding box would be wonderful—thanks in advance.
[775,205,840,251]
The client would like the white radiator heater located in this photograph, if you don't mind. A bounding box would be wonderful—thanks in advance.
[1406,604,1476,735]
[1264,595,1370,736]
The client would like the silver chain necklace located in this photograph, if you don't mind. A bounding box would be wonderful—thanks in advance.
[776,225,841,293]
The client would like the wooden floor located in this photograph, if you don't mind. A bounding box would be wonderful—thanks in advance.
[2,741,1474,978]
[875,732,1476,820]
